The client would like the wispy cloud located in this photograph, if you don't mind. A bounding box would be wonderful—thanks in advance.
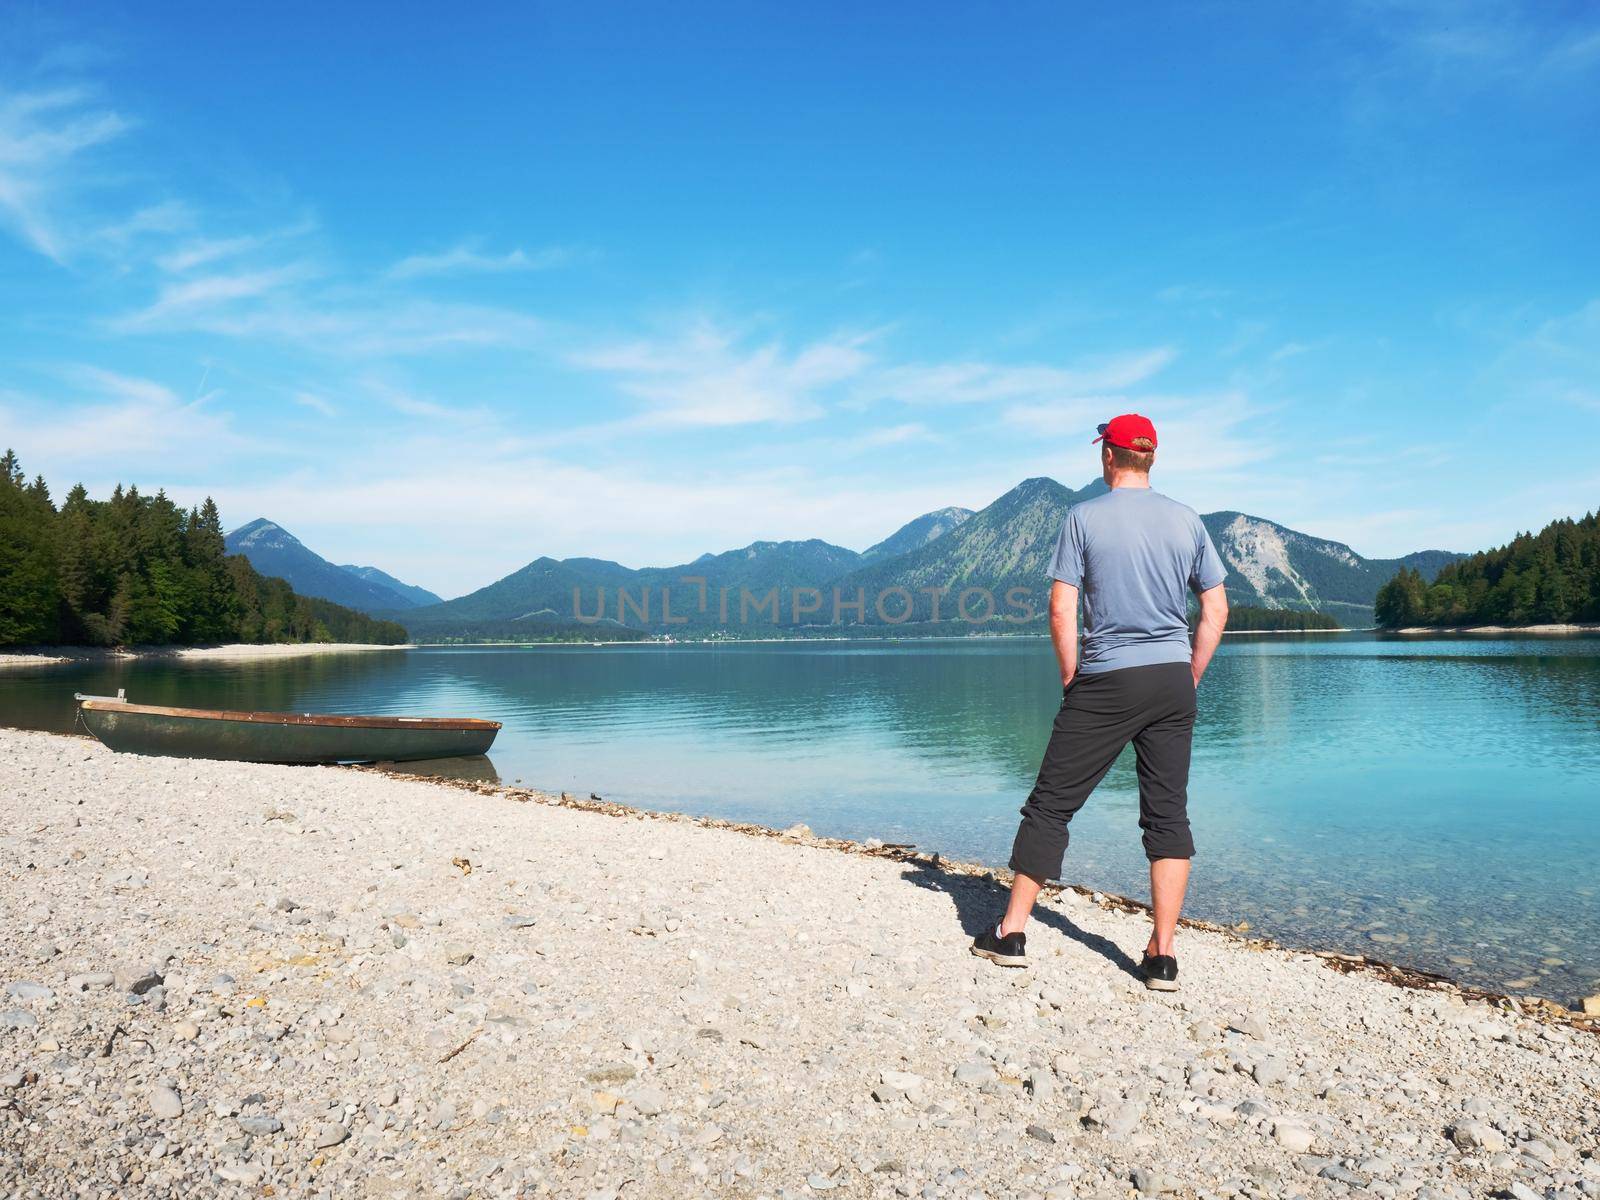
[0,367,258,475]
[154,219,315,274]
[573,321,873,428]
[122,265,311,326]
[868,347,1175,407]
[293,391,337,417]
[387,243,579,280]
[1001,396,1127,437]
[856,422,934,449]
[1485,296,1600,413]
[1359,1,1600,80]
[0,86,130,262]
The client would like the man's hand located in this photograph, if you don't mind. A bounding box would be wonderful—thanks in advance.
[1190,583,1228,689]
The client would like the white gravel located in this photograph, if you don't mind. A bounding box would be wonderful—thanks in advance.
[2,727,1597,1199]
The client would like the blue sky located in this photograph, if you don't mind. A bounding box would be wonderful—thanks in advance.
[2,2,1597,596]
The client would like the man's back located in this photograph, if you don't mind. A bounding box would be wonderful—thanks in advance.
[1047,487,1226,674]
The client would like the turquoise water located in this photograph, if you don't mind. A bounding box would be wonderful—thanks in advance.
[3,634,1598,1004]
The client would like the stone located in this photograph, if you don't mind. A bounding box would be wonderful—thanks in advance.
[174,1021,199,1041]
[216,1161,263,1184]
[148,1086,183,1119]
[314,1122,349,1148]
[1025,1067,1054,1100]
[1253,1057,1291,1087]
[114,966,165,995]
[1273,1122,1316,1153]
[0,1008,38,1029]
[1104,1104,1142,1138]
[238,1115,282,1136]
[1131,1168,1179,1195]
[66,972,115,991]
[5,981,53,1002]
[1231,1014,1269,1040]
[445,946,475,965]
[1582,994,1600,1017]
[953,1062,996,1087]
[1025,1124,1056,1144]
[376,1084,399,1107]
[631,1086,667,1116]
[1449,1121,1507,1153]
[504,915,538,929]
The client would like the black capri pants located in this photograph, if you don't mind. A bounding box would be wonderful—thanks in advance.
[1009,661,1197,880]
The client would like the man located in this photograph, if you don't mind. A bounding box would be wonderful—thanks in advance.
[972,413,1229,991]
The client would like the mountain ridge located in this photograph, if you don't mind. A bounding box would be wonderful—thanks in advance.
[862,506,975,563]
[395,479,1464,638]
[339,564,442,607]
[224,519,440,614]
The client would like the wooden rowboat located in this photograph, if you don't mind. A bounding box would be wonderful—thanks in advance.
[76,694,500,765]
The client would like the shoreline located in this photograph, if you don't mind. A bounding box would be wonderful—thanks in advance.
[3,726,1598,1196]
[389,764,1596,1028]
[0,641,413,670]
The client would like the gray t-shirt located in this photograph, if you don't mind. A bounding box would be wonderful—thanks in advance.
[1046,487,1227,675]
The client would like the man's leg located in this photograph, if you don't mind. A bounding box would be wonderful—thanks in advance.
[1003,675,1133,935]
[1130,664,1198,957]
[1147,857,1190,957]
[999,871,1043,937]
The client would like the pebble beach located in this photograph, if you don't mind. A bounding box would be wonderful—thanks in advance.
[2,727,1598,1200]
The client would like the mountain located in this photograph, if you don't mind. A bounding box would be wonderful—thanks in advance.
[340,565,442,607]
[665,539,863,592]
[401,556,639,635]
[862,506,975,563]
[826,478,1107,624]
[393,477,1461,639]
[224,519,435,614]
[1202,513,1463,623]
[401,541,866,636]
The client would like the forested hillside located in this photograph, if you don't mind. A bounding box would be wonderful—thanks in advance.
[0,451,407,647]
[1375,510,1600,627]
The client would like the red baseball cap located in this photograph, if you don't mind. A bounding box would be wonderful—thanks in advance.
[1092,413,1158,450]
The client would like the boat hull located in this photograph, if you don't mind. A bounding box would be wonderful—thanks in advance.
[79,702,499,765]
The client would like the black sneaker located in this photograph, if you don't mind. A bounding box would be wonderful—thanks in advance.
[1141,952,1179,991]
[971,924,1027,968]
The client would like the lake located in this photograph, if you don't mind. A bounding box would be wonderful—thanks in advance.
[3,634,1598,1006]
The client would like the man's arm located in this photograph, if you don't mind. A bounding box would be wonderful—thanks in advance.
[1191,583,1228,687]
[1049,580,1079,688]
